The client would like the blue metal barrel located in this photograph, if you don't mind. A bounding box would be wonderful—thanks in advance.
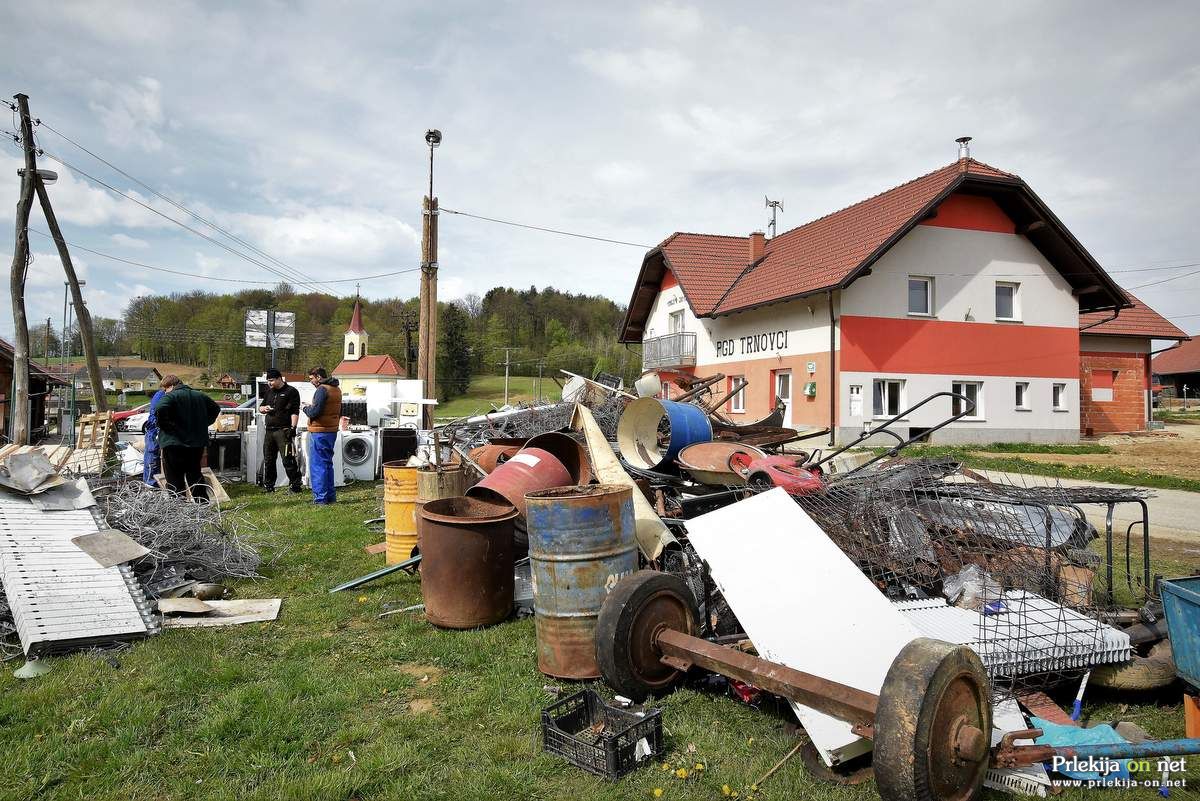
[526,484,637,679]
[616,397,713,471]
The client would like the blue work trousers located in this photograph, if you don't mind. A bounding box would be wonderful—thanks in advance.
[142,428,161,487]
[308,431,338,504]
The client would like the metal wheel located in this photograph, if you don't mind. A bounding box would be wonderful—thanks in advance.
[595,570,698,702]
[873,638,992,801]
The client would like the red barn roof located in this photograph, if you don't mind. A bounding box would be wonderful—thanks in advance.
[333,354,404,377]
[619,157,1128,341]
[1080,292,1188,340]
[1154,338,1200,376]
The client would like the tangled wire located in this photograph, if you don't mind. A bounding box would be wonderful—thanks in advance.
[442,395,629,449]
[100,481,278,585]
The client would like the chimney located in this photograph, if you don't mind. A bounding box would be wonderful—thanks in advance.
[748,231,765,262]
[956,135,972,160]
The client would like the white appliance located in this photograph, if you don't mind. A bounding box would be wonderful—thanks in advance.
[340,428,379,481]
[299,430,347,488]
[243,428,295,488]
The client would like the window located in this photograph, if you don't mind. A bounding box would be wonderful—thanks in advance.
[1053,383,1067,411]
[908,276,933,315]
[995,282,1019,321]
[1015,382,1030,410]
[347,341,355,355]
[729,376,745,413]
[661,381,671,399]
[952,381,983,419]
[848,384,864,417]
[1091,370,1117,402]
[668,310,685,334]
[872,379,904,418]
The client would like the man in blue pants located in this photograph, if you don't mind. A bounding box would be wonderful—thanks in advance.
[301,367,342,505]
[142,387,166,487]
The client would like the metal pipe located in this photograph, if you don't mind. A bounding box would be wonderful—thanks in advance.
[329,554,421,593]
[655,628,878,730]
[828,290,836,447]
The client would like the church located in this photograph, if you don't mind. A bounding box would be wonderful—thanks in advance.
[332,297,406,397]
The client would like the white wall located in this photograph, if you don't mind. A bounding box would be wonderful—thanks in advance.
[842,225,1079,329]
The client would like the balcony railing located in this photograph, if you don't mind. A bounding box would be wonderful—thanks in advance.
[642,332,697,370]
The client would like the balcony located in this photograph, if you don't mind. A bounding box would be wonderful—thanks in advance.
[642,332,697,370]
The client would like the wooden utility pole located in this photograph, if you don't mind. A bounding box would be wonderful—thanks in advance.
[35,174,107,412]
[8,94,37,444]
[418,130,441,427]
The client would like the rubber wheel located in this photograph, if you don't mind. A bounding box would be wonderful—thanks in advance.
[873,638,992,801]
[1090,639,1175,691]
[595,570,699,702]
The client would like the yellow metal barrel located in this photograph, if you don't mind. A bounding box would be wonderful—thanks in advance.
[384,461,420,564]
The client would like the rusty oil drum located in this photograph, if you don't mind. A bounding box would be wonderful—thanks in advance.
[466,447,572,519]
[525,484,638,679]
[419,496,518,629]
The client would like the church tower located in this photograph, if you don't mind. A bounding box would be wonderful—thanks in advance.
[344,296,368,361]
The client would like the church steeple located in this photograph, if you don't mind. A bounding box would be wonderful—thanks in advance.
[344,291,368,361]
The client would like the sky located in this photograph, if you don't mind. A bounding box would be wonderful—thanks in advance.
[1,0,1199,341]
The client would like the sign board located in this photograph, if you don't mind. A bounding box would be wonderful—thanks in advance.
[241,384,253,396]
[244,310,296,349]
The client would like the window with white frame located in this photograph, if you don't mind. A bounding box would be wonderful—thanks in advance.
[995,282,1020,321]
[1052,383,1067,411]
[908,276,933,316]
[1015,381,1030,410]
[729,375,745,413]
[952,381,984,419]
[661,381,671,399]
[872,379,904,418]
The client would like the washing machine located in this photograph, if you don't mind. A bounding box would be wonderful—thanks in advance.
[244,428,294,488]
[299,430,347,488]
[340,428,379,481]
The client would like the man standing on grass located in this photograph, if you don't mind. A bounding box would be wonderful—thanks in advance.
[258,368,302,493]
[302,366,342,505]
[155,374,221,501]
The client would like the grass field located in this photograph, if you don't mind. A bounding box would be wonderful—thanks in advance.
[435,375,553,420]
[2,481,1197,799]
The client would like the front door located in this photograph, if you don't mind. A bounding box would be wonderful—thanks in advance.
[774,370,792,428]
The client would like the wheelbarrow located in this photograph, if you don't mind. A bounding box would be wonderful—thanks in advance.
[596,571,1200,801]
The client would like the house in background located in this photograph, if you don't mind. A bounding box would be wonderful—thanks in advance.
[1078,294,1188,435]
[619,144,1171,445]
[1,338,66,440]
[1152,338,1200,401]
[216,371,244,391]
[73,365,162,394]
[333,297,406,397]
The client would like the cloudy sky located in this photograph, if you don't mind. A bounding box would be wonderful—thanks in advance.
[2,1,1198,340]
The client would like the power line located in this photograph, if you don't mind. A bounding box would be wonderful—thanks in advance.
[26,228,422,286]
[1128,265,1200,291]
[33,116,342,296]
[442,207,653,249]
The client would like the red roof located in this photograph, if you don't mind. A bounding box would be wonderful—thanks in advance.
[347,299,365,334]
[619,156,1128,341]
[0,338,67,384]
[1153,337,1200,376]
[1080,292,1188,340]
[333,354,404,377]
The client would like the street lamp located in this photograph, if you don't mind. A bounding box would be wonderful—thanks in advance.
[17,167,57,184]
[62,280,85,368]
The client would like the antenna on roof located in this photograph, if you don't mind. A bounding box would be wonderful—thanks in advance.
[765,196,784,239]
[956,136,972,160]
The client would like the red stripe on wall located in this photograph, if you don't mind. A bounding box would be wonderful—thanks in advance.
[919,193,1016,235]
[840,315,1078,377]
[660,269,678,290]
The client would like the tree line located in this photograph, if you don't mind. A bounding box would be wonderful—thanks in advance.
[32,284,643,401]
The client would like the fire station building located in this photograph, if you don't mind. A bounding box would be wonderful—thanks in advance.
[619,154,1187,444]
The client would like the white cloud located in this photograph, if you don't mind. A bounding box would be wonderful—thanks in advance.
[110,233,149,249]
[640,2,703,37]
[88,76,166,152]
[576,47,692,87]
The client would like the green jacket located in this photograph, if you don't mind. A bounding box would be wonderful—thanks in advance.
[155,385,221,449]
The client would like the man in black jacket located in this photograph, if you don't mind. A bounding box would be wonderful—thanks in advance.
[259,368,302,493]
[155,374,222,501]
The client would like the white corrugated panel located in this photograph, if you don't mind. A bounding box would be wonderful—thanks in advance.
[0,493,154,656]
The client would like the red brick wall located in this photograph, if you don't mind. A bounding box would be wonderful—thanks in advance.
[1080,351,1149,435]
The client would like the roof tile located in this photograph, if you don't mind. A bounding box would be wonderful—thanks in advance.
[1080,292,1188,340]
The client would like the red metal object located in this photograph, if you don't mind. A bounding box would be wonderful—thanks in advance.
[740,455,825,495]
[466,447,572,518]
[524,431,593,485]
[469,440,524,474]
[419,496,518,629]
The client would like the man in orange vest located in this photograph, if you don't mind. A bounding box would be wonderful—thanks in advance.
[302,366,343,504]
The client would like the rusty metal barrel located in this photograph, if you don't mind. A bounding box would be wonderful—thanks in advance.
[467,447,572,518]
[525,484,638,679]
[419,497,518,629]
[383,461,420,564]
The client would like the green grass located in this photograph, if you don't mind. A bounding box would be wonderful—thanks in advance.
[1,481,1195,800]
[435,375,551,420]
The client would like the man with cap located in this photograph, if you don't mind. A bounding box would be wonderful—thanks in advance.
[258,368,302,493]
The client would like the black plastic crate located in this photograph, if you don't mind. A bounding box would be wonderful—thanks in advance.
[541,689,663,780]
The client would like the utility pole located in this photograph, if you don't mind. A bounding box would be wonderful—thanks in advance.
[418,129,442,427]
[44,317,51,366]
[8,94,37,444]
[497,347,519,407]
[537,358,544,404]
[35,170,107,412]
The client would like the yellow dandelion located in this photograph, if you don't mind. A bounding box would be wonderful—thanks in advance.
[722,784,732,796]
[675,767,688,779]
[661,762,671,771]
[652,789,663,798]
[356,595,368,603]
[694,762,704,771]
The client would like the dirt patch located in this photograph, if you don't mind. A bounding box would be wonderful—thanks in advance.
[970,424,1200,482]
[396,664,442,684]
[408,698,437,715]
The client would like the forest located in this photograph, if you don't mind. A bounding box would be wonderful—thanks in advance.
[29,284,642,401]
